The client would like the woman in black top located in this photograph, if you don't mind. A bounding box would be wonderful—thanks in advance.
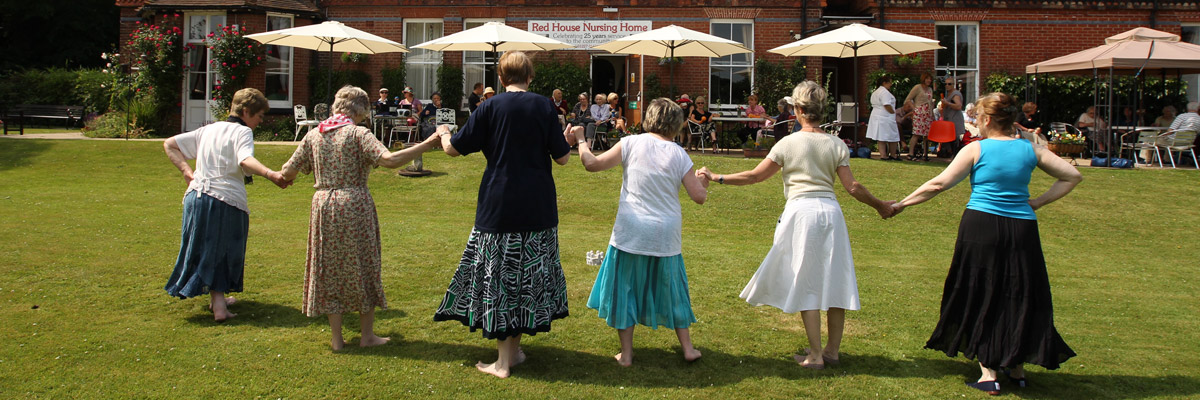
[434,51,575,379]
[688,96,716,152]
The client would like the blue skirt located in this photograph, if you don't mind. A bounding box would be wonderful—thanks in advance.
[587,246,696,330]
[164,191,249,299]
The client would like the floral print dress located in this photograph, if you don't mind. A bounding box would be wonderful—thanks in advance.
[284,125,390,317]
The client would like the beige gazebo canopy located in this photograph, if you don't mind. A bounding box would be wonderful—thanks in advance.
[1026,27,1200,74]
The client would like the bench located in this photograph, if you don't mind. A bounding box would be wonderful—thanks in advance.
[2,104,86,135]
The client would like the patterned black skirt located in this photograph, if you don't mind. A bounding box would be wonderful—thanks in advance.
[434,227,569,340]
[925,209,1076,370]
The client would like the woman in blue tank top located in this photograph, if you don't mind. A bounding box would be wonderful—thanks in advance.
[891,92,1083,396]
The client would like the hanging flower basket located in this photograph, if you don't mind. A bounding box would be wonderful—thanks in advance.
[1048,142,1085,156]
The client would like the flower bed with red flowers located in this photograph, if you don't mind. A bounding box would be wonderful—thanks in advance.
[207,24,264,120]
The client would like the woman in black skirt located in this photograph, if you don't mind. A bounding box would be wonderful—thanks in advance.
[891,92,1083,395]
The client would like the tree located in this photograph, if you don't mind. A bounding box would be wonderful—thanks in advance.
[0,0,120,71]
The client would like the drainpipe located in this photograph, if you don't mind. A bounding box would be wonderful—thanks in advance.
[1150,0,1159,29]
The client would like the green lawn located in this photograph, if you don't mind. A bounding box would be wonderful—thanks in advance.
[1,139,1197,399]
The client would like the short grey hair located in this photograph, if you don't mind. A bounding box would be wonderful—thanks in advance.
[790,81,826,124]
[1187,102,1199,112]
[332,85,370,121]
[642,98,685,139]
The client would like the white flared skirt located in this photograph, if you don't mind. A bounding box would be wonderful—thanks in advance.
[740,195,860,313]
[866,108,900,142]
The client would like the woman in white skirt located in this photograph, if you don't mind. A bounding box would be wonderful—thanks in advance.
[866,75,901,160]
[699,81,895,369]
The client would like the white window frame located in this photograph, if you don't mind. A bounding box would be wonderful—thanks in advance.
[182,11,227,129]
[403,19,444,100]
[265,13,294,109]
[934,21,979,102]
[709,19,754,107]
[462,18,503,110]
[1182,24,1200,103]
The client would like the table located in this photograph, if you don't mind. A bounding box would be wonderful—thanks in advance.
[712,116,770,150]
[371,115,416,147]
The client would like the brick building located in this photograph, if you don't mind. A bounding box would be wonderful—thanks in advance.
[116,0,1200,132]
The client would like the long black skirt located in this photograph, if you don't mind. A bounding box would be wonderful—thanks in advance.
[925,209,1076,370]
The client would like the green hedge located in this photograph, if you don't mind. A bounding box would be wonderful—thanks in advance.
[309,67,372,107]
[752,58,807,110]
[530,57,590,102]
[380,64,405,99]
[0,68,105,110]
[985,72,1189,129]
[436,64,463,111]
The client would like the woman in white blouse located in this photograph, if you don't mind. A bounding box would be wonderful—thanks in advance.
[699,81,895,369]
[162,88,291,322]
[866,75,901,160]
[571,98,709,367]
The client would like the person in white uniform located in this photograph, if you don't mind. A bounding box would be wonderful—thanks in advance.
[866,75,901,160]
[698,81,896,370]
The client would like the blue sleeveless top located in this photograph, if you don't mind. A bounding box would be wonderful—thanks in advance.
[966,138,1038,220]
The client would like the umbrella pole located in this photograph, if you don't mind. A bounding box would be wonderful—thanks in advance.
[327,43,334,106]
[668,46,676,99]
[853,46,859,142]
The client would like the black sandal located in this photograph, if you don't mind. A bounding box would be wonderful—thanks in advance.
[1003,369,1028,388]
[966,380,1001,396]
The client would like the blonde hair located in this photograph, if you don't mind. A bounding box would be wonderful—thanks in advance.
[642,98,685,139]
[790,81,826,123]
[498,51,534,86]
[331,85,370,121]
[231,88,269,118]
[607,92,619,102]
[975,92,1019,136]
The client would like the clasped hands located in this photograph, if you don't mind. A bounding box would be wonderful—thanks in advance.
[562,124,585,145]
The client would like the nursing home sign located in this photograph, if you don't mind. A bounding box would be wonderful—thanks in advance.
[528,20,652,50]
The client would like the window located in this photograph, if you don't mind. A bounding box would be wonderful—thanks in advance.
[404,20,443,99]
[935,23,978,103]
[710,21,753,105]
[1183,25,1200,103]
[463,19,501,110]
[265,14,294,108]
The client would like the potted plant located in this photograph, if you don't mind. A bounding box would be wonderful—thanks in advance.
[743,136,774,158]
[1047,130,1086,155]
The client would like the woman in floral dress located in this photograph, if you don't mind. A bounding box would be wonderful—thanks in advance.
[905,73,935,160]
[281,85,442,350]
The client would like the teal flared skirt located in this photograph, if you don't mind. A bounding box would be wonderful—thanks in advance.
[586,246,696,330]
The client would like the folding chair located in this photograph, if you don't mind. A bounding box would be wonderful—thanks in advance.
[293,105,318,140]
[686,120,708,153]
[1121,128,1167,167]
[1162,130,1198,168]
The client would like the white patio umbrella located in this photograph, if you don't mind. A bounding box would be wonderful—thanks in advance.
[413,21,573,84]
[246,21,409,103]
[769,23,941,134]
[592,24,753,96]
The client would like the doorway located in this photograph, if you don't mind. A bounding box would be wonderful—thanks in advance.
[591,55,626,101]
[182,13,226,131]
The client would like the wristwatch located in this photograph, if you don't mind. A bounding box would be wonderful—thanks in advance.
[718,175,724,184]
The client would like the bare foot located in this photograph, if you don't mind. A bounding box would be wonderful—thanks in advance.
[614,352,633,367]
[208,297,237,311]
[359,334,390,348]
[331,338,345,351]
[511,348,527,367]
[475,361,511,378]
[803,348,839,365]
[213,310,236,323]
[683,348,702,362]
[793,353,824,370]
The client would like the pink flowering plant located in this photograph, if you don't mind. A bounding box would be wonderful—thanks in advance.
[125,15,185,107]
[208,24,265,119]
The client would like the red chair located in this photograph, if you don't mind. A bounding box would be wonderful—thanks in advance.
[926,120,957,161]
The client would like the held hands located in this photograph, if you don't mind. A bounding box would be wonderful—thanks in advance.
[696,167,715,183]
[563,123,584,145]
[875,200,899,219]
[266,170,292,189]
[886,201,906,219]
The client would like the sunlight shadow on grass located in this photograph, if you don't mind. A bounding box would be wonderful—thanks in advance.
[0,139,53,171]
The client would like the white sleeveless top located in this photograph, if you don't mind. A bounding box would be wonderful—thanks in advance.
[609,134,694,257]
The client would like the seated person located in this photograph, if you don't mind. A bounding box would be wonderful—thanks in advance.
[419,92,443,140]
[739,94,766,145]
[760,97,794,141]
[688,96,716,152]
[374,88,394,116]
[399,86,422,111]
[482,87,496,102]
[570,92,592,125]
[677,94,694,118]
[607,92,626,135]
[1153,105,1177,128]
[1077,105,1108,151]
[586,93,612,149]
[1015,102,1046,144]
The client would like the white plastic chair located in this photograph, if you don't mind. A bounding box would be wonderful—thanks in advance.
[1162,130,1198,168]
[686,120,708,153]
[1121,128,1167,167]
[293,105,318,140]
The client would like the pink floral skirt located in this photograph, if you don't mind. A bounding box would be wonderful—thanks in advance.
[912,103,933,137]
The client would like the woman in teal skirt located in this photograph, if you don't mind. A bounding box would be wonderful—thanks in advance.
[571,98,710,366]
